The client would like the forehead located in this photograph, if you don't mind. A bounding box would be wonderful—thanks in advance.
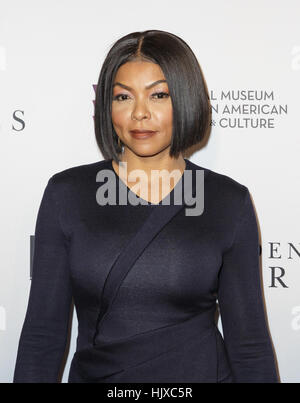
[114,61,166,82]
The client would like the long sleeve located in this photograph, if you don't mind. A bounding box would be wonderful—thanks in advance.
[13,176,73,383]
[217,188,279,383]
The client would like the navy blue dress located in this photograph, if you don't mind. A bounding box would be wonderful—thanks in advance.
[13,158,279,383]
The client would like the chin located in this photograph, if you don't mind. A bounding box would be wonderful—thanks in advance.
[127,145,169,158]
[124,138,171,157]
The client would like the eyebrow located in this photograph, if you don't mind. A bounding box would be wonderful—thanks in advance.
[112,79,167,91]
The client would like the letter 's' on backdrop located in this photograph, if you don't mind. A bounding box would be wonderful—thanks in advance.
[0,0,299,382]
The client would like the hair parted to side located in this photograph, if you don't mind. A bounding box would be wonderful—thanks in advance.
[94,30,211,163]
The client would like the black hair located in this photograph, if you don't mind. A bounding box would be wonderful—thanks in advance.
[94,29,211,163]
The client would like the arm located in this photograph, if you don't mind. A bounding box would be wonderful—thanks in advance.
[13,176,73,383]
[217,188,279,383]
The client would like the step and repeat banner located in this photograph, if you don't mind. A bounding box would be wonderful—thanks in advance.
[0,0,299,383]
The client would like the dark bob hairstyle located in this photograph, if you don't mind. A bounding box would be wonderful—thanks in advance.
[94,29,211,163]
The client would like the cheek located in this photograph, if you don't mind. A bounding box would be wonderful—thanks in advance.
[155,106,173,131]
[111,106,127,128]
[112,102,173,132]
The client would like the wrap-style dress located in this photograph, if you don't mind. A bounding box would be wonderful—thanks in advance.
[13,158,279,383]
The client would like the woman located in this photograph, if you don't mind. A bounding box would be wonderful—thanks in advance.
[13,30,279,383]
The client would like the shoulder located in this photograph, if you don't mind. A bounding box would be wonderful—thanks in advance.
[44,159,112,202]
[48,159,110,186]
[187,159,250,208]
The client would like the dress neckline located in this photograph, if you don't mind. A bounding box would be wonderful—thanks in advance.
[109,158,190,206]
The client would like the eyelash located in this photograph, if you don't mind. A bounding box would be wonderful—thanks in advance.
[113,92,169,102]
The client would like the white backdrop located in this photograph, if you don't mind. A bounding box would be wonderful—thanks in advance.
[0,0,299,383]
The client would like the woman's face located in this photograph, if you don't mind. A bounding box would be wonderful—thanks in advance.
[111,61,173,158]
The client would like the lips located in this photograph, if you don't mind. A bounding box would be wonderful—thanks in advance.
[129,130,157,139]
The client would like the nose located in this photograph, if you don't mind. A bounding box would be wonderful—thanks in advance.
[131,99,151,120]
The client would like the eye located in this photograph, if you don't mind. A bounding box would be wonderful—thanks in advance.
[112,92,170,102]
[113,94,131,102]
[151,91,170,99]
